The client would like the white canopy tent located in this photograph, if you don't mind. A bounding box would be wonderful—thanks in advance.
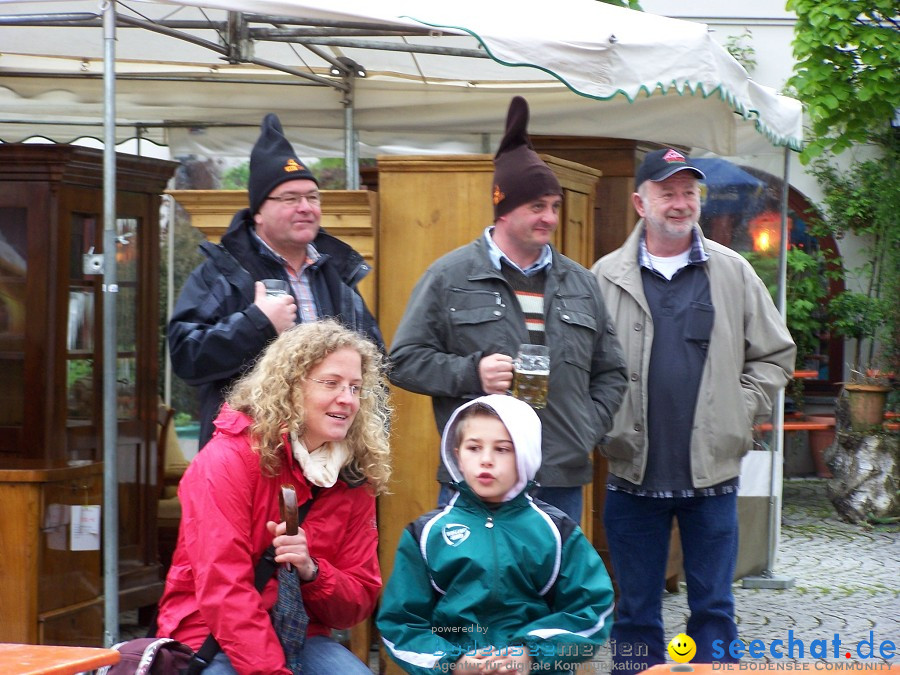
[0,0,799,642]
[0,0,802,158]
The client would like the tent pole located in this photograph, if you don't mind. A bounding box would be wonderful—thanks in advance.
[343,77,359,189]
[101,0,121,645]
[776,147,789,318]
[770,145,792,572]
[165,194,175,407]
[743,146,794,590]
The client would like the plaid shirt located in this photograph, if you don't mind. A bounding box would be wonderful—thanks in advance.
[251,229,320,322]
[286,247,320,323]
[637,226,709,272]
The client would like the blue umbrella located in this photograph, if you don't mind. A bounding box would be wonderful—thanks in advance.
[693,157,766,216]
[271,484,307,674]
[271,566,308,674]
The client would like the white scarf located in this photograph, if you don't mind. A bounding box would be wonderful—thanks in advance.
[290,432,350,488]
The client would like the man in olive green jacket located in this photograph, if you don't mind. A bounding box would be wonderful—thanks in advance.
[389,96,627,523]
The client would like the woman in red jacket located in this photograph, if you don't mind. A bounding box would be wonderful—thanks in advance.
[156,320,391,675]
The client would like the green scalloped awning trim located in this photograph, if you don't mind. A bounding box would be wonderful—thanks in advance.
[402,16,803,152]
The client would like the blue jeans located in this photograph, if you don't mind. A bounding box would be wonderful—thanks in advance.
[202,635,371,674]
[603,489,739,675]
[531,485,583,523]
[437,484,583,523]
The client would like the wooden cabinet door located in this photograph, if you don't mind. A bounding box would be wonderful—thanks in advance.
[0,462,103,645]
[376,156,495,599]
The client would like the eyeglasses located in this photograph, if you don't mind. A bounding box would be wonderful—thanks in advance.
[266,192,321,208]
[307,378,369,399]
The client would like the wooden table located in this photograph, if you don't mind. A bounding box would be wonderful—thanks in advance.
[0,643,120,674]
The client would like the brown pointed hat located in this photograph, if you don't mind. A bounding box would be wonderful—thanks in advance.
[491,96,561,219]
[248,113,318,214]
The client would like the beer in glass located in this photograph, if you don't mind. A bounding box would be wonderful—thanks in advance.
[512,344,549,409]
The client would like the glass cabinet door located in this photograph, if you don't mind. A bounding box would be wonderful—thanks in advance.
[0,145,176,631]
[66,214,101,460]
[115,217,139,421]
[65,215,144,448]
[0,206,27,431]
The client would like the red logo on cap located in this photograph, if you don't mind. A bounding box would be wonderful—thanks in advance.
[663,149,686,164]
[493,184,506,205]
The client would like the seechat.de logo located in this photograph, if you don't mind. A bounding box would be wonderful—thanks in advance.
[711,631,896,662]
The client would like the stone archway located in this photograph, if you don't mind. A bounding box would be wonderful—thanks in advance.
[698,163,845,397]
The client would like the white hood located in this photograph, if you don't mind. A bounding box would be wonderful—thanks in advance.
[440,394,542,501]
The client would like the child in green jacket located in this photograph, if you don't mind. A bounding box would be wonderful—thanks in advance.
[377,394,614,673]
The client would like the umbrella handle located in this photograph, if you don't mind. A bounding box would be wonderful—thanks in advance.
[279,484,299,571]
[280,484,299,536]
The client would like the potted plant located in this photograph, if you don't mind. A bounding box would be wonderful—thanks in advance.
[809,131,899,433]
[827,290,891,430]
[743,246,835,476]
[742,247,828,412]
[827,316,893,435]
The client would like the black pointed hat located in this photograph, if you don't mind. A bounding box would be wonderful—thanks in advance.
[491,96,561,219]
[248,113,318,214]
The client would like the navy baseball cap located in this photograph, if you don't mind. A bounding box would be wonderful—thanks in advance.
[635,148,705,188]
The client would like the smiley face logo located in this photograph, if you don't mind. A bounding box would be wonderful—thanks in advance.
[667,633,696,663]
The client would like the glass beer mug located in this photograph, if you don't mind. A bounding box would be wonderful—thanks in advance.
[512,344,550,409]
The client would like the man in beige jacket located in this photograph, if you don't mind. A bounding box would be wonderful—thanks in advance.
[591,148,795,674]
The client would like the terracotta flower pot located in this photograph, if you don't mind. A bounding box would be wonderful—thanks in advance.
[805,415,835,478]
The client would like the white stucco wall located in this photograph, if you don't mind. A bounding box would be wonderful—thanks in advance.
[640,2,818,199]
[641,1,796,89]
[640,0,878,295]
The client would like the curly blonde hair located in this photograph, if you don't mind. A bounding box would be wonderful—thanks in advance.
[226,320,392,494]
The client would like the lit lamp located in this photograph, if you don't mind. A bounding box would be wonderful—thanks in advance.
[748,211,789,253]
[755,228,774,252]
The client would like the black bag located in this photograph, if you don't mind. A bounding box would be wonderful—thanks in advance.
[98,637,195,675]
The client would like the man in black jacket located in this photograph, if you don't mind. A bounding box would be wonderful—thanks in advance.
[168,113,383,448]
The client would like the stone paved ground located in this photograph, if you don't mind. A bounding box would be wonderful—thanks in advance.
[122,479,898,672]
[586,478,900,672]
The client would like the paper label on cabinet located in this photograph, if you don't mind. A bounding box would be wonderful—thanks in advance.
[71,504,101,551]
[45,504,70,550]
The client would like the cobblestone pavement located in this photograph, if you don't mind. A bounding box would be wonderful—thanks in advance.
[587,478,900,672]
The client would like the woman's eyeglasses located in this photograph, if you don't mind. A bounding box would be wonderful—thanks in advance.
[307,378,369,399]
